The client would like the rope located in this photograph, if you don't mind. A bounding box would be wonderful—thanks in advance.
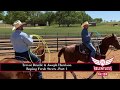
[92,31,101,53]
[28,51,33,63]
[92,31,115,58]
[30,34,51,63]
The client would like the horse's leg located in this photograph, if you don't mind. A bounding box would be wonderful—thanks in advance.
[102,76,105,79]
[64,71,66,79]
[70,71,77,79]
[87,71,97,79]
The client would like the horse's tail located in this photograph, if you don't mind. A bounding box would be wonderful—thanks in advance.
[58,47,65,63]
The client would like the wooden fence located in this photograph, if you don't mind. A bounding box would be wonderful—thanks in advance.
[0,34,119,56]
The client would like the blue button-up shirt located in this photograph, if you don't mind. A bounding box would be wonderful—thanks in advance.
[10,30,33,53]
[81,28,91,44]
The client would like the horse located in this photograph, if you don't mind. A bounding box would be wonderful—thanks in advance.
[0,43,45,79]
[58,33,120,79]
[32,44,45,62]
[0,59,31,79]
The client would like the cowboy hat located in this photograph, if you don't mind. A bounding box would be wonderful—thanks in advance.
[12,20,26,31]
[81,21,91,28]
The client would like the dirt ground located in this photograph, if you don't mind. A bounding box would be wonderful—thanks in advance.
[0,49,120,79]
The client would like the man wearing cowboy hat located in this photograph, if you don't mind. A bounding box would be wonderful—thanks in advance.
[81,21,96,62]
[10,20,42,79]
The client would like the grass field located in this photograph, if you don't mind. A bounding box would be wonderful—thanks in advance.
[0,24,120,36]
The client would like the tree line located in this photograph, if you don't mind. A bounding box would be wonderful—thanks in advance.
[0,11,103,27]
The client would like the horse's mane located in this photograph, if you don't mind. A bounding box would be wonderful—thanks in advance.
[102,34,117,43]
[33,43,44,53]
[103,35,113,40]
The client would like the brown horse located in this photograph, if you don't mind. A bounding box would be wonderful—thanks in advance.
[0,59,31,79]
[0,44,45,79]
[58,34,120,79]
[32,44,45,62]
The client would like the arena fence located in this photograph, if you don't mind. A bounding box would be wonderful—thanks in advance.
[0,34,119,56]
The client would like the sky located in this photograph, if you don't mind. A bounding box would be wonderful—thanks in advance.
[85,11,120,22]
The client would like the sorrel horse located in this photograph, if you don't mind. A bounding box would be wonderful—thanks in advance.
[58,34,120,79]
[0,44,45,79]
[32,44,45,62]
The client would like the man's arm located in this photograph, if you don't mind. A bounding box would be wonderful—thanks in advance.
[21,33,33,45]
[88,32,94,37]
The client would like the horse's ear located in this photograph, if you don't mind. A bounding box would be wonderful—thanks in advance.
[112,33,114,36]
[112,33,117,37]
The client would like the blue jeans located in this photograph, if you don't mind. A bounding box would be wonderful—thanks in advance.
[15,50,42,79]
[84,43,96,62]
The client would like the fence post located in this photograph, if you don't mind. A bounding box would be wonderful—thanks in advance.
[65,36,67,46]
[68,32,69,38]
[44,33,46,38]
[57,33,58,52]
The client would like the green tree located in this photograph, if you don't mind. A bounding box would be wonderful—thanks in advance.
[79,11,93,23]
[55,11,65,27]
[44,11,56,26]
[0,11,4,20]
[93,18,103,23]
[5,11,28,24]
[55,11,93,27]
[25,11,46,26]
[56,11,78,27]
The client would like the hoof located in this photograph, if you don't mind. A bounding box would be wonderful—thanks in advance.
[74,77,77,79]
[85,77,91,79]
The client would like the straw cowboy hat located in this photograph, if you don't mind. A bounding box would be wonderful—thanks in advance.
[81,21,91,28]
[12,20,26,31]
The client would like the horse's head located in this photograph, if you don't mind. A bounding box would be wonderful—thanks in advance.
[109,34,120,49]
[102,33,120,49]
[32,43,45,62]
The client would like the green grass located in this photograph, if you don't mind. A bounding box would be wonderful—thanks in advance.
[0,24,120,37]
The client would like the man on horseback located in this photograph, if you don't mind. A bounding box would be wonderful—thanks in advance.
[10,20,43,79]
[81,21,96,62]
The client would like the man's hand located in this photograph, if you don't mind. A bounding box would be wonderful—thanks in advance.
[30,35,33,38]
[90,32,94,36]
